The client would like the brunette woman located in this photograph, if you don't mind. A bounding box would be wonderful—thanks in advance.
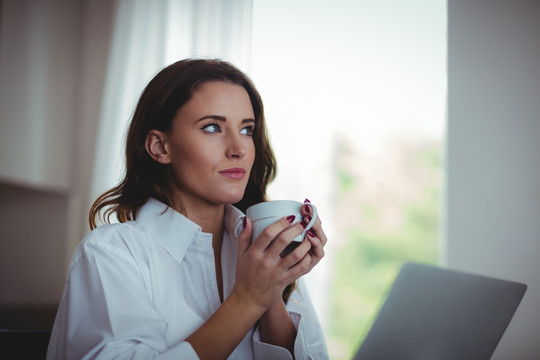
[47,59,328,359]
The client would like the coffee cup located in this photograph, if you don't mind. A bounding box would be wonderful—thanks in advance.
[246,200,317,256]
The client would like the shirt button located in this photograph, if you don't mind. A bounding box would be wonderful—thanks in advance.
[195,238,204,246]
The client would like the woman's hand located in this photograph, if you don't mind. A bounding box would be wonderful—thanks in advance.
[233,201,328,309]
[233,215,312,312]
[231,201,328,355]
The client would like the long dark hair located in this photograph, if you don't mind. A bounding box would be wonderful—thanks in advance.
[89,59,277,228]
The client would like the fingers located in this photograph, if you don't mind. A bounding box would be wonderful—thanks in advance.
[246,202,328,280]
[250,215,299,253]
[303,222,326,272]
[264,222,305,258]
[306,230,325,263]
[237,216,252,257]
[301,200,321,225]
[281,239,312,269]
[308,220,327,248]
[234,212,318,311]
[300,202,327,248]
[295,200,327,275]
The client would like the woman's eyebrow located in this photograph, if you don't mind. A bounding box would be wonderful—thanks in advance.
[195,115,255,124]
[195,115,226,123]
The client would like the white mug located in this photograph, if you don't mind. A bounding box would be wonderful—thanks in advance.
[246,200,318,249]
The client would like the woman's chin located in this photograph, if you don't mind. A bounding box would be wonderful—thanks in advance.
[215,192,245,206]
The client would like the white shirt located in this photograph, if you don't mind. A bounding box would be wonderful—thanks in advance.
[47,198,329,359]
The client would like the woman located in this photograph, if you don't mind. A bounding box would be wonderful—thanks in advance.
[47,59,328,359]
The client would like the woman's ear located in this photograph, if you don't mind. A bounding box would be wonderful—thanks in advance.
[145,130,171,164]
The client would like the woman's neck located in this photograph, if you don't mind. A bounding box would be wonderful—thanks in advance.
[173,194,226,243]
[189,205,225,242]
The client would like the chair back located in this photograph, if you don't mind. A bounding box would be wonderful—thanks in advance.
[0,329,51,360]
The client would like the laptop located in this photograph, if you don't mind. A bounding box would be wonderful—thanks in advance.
[353,262,527,360]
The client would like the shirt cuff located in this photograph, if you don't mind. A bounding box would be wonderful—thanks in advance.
[156,341,199,360]
[253,312,309,360]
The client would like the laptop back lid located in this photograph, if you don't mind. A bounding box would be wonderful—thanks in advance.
[354,262,527,360]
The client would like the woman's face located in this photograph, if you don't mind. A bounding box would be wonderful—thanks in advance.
[164,81,256,209]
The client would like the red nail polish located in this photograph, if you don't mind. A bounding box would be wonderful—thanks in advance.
[287,215,296,223]
[243,216,247,229]
[304,198,311,203]
[307,229,315,237]
[304,204,310,212]
[301,221,307,228]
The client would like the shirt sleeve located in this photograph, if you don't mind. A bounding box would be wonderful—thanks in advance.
[251,278,330,360]
[46,229,199,360]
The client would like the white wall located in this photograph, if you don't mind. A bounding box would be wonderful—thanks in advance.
[0,0,77,191]
[0,0,115,308]
[447,1,540,358]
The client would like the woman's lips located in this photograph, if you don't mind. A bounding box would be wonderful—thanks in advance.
[219,167,246,180]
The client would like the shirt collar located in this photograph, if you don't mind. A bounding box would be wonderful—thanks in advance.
[136,198,245,264]
[224,203,246,239]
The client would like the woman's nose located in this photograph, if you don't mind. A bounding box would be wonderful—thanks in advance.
[226,133,247,159]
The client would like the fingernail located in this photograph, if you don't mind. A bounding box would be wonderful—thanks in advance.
[304,204,310,212]
[304,198,311,204]
[243,217,247,229]
[287,215,296,223]
[306,215,312,222]
[301,221,307,228]
[307,229,315,237]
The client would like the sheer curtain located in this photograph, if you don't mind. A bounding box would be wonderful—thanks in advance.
[90,0,253,206]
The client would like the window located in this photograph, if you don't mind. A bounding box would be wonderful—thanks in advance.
[251,1,446,358]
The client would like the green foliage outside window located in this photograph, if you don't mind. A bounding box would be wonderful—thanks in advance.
[327,134,441,359]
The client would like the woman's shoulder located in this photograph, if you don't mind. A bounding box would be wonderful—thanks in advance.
[89,220,144,237]
[85,221,149,245]
[71,221,153,266]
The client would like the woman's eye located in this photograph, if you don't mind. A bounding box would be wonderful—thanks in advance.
[240,126,254,136]
[202,123,221,133]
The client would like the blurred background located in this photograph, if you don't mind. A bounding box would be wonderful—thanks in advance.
[0,1,539,359]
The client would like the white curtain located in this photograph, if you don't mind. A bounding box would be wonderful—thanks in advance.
[90,0,253,206]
